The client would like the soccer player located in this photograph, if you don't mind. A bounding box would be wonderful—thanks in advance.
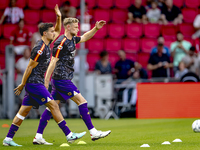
[33,18,111,143]
[3,5,86,147]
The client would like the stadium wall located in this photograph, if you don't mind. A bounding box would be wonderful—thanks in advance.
[137,83,200,118]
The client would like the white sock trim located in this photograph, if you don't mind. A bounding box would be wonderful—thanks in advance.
[89,128,97,135]
[78,102,87,106]
[58,119,64,124]
[16,113,25,120]
[35,133,43,139]
[5,137,12,141]
[66,132,73,139]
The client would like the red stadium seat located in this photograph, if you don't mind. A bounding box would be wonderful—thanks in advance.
[87,53,100,70]
[0,54,5,69]
[185,0,199,8]
[122,38,140,53]
[85,0,96,9]
[182,8,198,23]
[91,23,107,38]
[3,24,17,39]
[44,0,61,9]
[115,0,131,9]
[161,25,178,39]
[137,52,150,68]
[173,0,184,8]
[108,23,125,38]
[93,9,111,22]
[24,10,40,25]
[140,38,157,53]
[105,38,122,52]
[87,38,104,53]
[125,23,143,38]
[0,39,10,54]
[24,25,38,35]
[16,0,26,8]
[143,23,161,38]
[97,0,113,9]
[27,0,44,9]
[108,53,119,68]
[41,9,56,23]
[179,23,195,38]
[164,38,175,49]
[126,54,137,62]
[111,9,128,24]
[0,0,9,10]
[184,38,194,46]
[0,25,2,37]
[131,0,147,6]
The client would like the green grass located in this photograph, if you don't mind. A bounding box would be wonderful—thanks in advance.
[0,118,200,150]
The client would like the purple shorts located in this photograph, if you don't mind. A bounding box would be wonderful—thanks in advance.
[22,83,53,109]
[51,79,80,102]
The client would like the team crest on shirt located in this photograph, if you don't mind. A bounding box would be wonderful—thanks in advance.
[37,50,43,55]
[68,92,72,96]
[57,45,63,50]
[41,98,45,102]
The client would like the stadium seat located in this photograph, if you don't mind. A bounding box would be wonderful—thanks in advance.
[111,9,128,24]
[173,0,184,8]
[27,0,44,9]
[108,53,119,68]
[97,0,113,9]
[131,0,147,6]
[0,39,10,54]
[91,23,107,38]
[108,23,125,38]
[24,25,38,35]
[3,24,17,39]
[125,23,143,38]
[0,54,5,69]
[41,9,56,23]
[161,25,178,39]
[24,10,40,25]
[137,52,150,68]
[93,9,111,22]
[122,38,140,53]
[164,38,175,49]
[115,0,131,9]
[179,23,195,38]
[143,23,161,38]
[182,8,198,23]
[105,38,122,52]
[0,11,3,19]
[0,0,9,10]
[86,0,96,9]
[185,0,199,8]
[44,0,61,9]
[87,38,104,53]
[16,0,26,8]
[87,53,100,70]
[0,25,2,37]
[126,53,137,62]
[140,38,157,53]
[184,38,194,46]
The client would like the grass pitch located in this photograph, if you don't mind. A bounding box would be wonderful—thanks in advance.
[0,118,200,150]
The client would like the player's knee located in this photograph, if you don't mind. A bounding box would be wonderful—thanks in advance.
[48,101,59,111]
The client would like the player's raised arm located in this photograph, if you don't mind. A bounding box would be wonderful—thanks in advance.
[44,56,59,89]
[53,4,62,42]
[14,59,38,95]
[78,20,106,43]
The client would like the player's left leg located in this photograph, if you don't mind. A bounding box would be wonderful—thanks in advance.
[71,93,111,141]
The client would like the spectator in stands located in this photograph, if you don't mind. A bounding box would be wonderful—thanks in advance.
[114,50,147,81]
[10,19,31,55]
[174,61,188,79]
[160,0,183,25]
[95,51,112,74]
[60,1,77,20]
[147,42,173,78]
[192,14,200,39]
[146,1,161,23]
[0,0,24,24]
[77,2,92,23]
[74,54,89,74]
[171,32,192,73]
[151,36,170,57]
[182,46,199,76]
[127,0,148,24]
[31,23,42,49]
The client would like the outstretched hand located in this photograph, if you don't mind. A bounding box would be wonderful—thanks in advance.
[55,4,61,17]
[14,84,24,96]
[95,20,106,30]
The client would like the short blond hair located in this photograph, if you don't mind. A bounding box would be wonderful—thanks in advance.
[63,18,79,27]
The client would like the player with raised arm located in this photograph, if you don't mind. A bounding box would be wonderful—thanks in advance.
[3,5,86,147]
[33,18,111,143]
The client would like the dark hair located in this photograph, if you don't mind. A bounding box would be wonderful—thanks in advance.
[63,1,71,6]
[176,31,183,35]
[38,23,54,36]
[190,46,196,52]
[100,50,108,58]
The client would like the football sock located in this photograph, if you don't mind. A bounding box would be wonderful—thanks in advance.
[78,103,94,130]
[89,127,98,135]
[37,109,52,134]
[58,120,71,136]
[6,124,19,139]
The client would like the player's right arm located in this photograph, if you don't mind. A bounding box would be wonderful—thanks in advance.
[14,59,38,95]
[44,56,59,89]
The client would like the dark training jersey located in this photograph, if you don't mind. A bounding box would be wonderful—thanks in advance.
[27,39,51,84]
[52,35,81,80]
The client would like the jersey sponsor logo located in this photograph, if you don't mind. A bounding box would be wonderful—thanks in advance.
[37,49,43,55]
[57,45,63,50]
